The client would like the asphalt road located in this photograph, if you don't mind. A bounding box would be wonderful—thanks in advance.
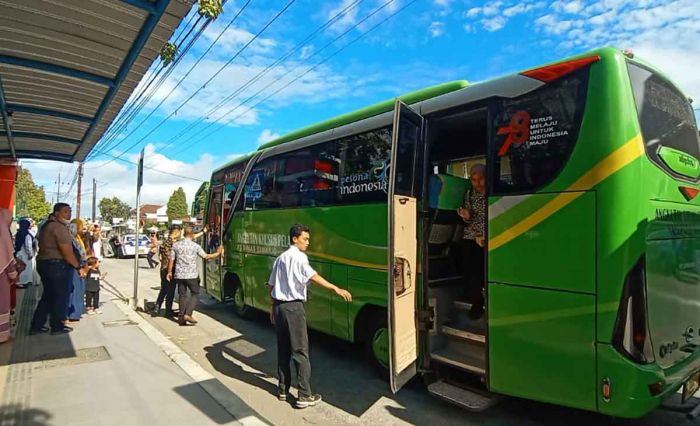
[100,257,698,426]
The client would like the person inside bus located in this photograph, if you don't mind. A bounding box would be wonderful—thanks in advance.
[456,163,486,320]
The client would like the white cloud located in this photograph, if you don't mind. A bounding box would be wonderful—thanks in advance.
[21,144,239,219]
[433,0,452,6]
[482,16,506,32]
[327,0,361,33]
[465,7,482,17]
[300,45,314,60]
[257,129,280,145]
[429,21,445,38]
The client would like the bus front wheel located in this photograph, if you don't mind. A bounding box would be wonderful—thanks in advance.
[363,311,389,378]
[232,284,253,319]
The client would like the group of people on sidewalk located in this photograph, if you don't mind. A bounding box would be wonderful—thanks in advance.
[22,203,105,335]
[151,224,222,326]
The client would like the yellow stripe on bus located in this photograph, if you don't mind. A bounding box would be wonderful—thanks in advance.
[307,250,387,270]
[489,134,644,251]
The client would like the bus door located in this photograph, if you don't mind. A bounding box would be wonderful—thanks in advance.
[204,183,225,300]
[388,99,425,393]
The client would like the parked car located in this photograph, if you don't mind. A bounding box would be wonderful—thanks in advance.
[121,234,150,257]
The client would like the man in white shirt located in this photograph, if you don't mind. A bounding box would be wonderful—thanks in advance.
[268,224,352,408]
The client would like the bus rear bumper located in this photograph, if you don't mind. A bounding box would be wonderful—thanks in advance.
[597,343,700,418]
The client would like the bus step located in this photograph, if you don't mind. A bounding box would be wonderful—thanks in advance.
[441,325,485,344]
[427,380,501,411]
[431,346,485,375]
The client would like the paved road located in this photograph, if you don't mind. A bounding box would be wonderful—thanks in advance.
[101,257,698,426]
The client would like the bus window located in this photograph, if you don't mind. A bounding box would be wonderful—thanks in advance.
[336,128,392,204]
[627,62,700,180]
[492,67,590,194]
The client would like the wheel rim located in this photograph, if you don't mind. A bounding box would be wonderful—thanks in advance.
[234,287,245,312]
[371,327,390,369]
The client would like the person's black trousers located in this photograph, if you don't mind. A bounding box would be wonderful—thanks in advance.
[176,278,199,318]
[31,259,72,331]
[85,290,100,309]
[156,268,176,313]
[274,300,312,397]
[146,251,159,268]
[463,238,485,313]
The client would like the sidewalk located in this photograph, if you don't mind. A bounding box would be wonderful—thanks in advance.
[0,285,246,426]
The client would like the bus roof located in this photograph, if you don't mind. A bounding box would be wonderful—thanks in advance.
[211,80,468,175]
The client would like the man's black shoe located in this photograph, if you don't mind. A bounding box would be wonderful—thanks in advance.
[29,326,49,335]
[50,327,73,335]
[296,393,322,408]
[164,310,177,318]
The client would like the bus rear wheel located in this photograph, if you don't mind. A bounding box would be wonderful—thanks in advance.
[363,311,389,378]
[232,284,253,319]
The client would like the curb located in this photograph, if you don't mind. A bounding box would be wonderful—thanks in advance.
[113,300,269,426]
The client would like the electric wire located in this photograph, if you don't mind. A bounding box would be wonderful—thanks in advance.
[157,0,365,154]
[89,14,211,158]
[176,0,411,155]
[91,0,283,165]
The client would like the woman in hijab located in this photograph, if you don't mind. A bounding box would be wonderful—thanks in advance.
[67,218,87,322]
[14,218,36,288]
[457,163,487,320]
[0,208,19,343]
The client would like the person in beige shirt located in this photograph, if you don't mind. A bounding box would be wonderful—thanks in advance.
[30,203,81,335]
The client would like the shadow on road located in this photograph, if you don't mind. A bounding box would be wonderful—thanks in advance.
[0,405,52,426]
[195,298,696,426]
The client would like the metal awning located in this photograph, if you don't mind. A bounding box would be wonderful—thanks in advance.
[0,0,193,162]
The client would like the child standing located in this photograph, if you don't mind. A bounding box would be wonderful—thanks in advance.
[85,257,103,314]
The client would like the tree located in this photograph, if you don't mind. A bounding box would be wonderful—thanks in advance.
[98,196,131,224]
[166,187,188,221]
[15,167,51,220]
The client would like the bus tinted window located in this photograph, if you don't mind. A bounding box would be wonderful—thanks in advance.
[243,128,391,210]
[337,128,391,204]
[627,63,700,174]
[492,68,589,194]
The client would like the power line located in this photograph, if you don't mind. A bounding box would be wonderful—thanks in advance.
[93,151,206,182]
[94,0,250,159]
[177,0,412,154]
[93,1,296,167]
[158,0,365,154]
[89,14,211,158]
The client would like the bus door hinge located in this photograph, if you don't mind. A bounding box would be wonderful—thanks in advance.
[416,308,434,331]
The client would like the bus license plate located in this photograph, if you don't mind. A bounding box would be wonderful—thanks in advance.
[682,372,700,403]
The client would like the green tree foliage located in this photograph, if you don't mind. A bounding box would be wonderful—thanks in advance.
[15,167,51,220]
[166,187,188,221]
[98,196,131,224]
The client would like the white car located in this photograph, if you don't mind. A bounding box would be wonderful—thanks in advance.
[121,234,150,257]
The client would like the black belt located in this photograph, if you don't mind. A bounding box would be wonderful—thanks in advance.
[273,299,303,305]
[38,258,68,264]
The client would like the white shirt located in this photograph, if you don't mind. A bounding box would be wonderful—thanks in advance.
[268,246,317,302]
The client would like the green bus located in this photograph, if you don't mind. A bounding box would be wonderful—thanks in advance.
[201,47,700,418]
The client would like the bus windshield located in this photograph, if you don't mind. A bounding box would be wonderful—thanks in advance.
[628,62,700,178]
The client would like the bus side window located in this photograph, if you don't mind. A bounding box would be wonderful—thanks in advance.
[491,67,590,194]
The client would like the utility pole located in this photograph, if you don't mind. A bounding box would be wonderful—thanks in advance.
[92,178,97,222]
[76,162,84,218]
[55,171,61,203]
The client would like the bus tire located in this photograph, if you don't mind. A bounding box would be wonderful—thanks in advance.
[362,310,390,379]
[232,283,253,319]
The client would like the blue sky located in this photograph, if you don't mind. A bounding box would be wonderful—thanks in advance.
[24,0,700,214]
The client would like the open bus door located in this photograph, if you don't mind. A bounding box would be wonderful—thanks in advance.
[388,99,425,393]
[204,183,225,300]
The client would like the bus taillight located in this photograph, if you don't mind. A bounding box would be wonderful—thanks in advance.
[520,55,600,83]
[612,257,655,364]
